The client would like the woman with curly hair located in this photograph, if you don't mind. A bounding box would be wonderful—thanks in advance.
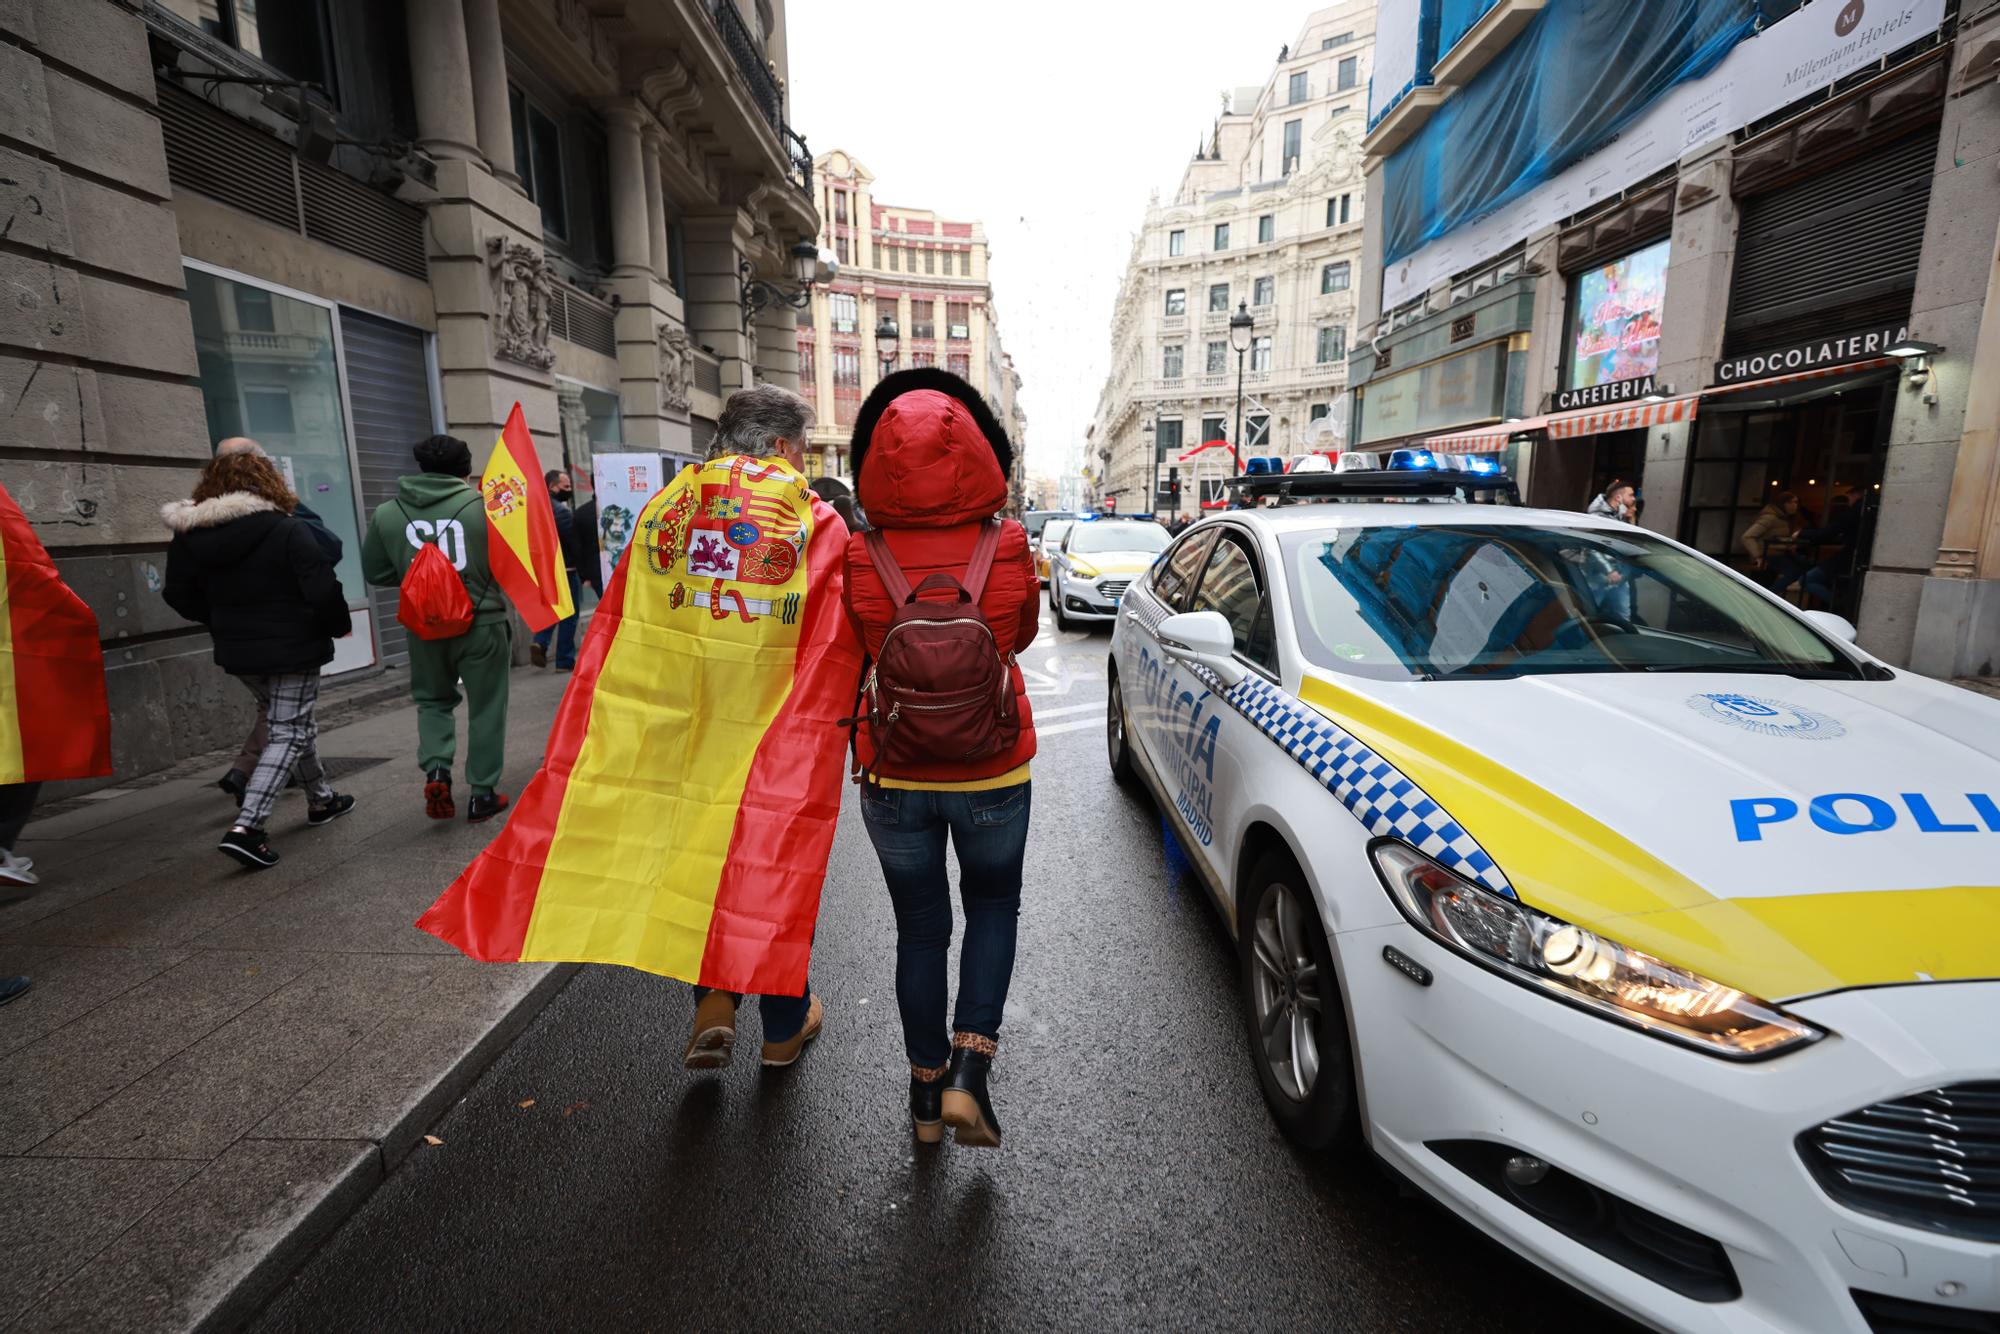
[163,447,356,870]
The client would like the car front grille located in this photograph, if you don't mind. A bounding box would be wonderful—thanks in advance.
[1798,1081,2000,1242]
[1851,1289,2000,1334]
[1098,580,1131,602]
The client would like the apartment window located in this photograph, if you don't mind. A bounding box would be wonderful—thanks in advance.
[1253,276,1275,306]
[1321,261,1351,293]
[1164,289,1186,316]
[833,191,848,224]
[1326,194,1352,227]
[911,351,935,369]
[947,353,970,378]
[1201,415,1227,444]
[1205,342,1227,374]
[1340,194,1352,225]
[1282,119,1302,174]
[1251,336,1272,372]
[1168,229,1185,257]
[924,250,936,274]
[160,0,333,91]
[886,246,900,271]
[242,387,296,435]
[835,235,849,265]
[798,341,816,380]
[1338,56,1358,91]
[1163,344,1184,378]
[830,292,858,334]
[947,302,970,339]
[833,347,860,386]
[1288,71,1307,105]
[910,310,935,338]
[1316,326,1347,363]
[1213,223,1230,251]
[1208,282,1230,313]
[1246,412,1270,447]
[1309,402,1330,421]
[961,252,974,276]
[1156,418,1184,462]
[509,87,568,240]
[233,286,275,332]
[1257,215,1274,244]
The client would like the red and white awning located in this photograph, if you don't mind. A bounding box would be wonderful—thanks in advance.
[1425,393,1700,453]
[1705,357,1898,398]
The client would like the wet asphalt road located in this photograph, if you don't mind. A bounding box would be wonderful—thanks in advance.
[252,609,1633,1333]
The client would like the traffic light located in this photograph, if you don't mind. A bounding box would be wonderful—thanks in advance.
[1167,467,1182,501]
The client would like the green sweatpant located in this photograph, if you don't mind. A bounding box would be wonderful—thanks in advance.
[408,620,511,794]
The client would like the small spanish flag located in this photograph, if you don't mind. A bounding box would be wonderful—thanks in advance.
[417,455,862,993]
[481,403,573,633]
[0,483,112,783]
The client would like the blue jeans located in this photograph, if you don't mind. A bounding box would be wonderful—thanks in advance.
[532,572,583,666]
[860,781,1032,1069]
[690,982,812,1043]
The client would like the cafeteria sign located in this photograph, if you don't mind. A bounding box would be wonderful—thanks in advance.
[1714,324,1909,385]
[1555,375,1657,412]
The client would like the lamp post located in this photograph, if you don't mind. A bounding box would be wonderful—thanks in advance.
[1143,417,1158,518]
[739,238,830,331]
[1229,299,1255,477]
[874,314,899,375]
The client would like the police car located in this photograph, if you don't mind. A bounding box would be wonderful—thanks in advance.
[1105,458,2000,1334]
[1048,517,1170,630]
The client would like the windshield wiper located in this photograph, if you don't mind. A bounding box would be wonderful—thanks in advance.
[1641,663,1855,679]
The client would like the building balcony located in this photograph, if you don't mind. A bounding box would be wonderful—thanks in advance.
[1303,363,1347,382]
[1198,373,1229,390]
[1432,0,1548,89]
[1161,313,1188,332]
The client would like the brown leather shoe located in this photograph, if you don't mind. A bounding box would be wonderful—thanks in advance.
[682,991,738,1070]
[759,993,824,1067]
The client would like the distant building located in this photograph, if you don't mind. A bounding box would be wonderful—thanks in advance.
[1092,4,1374,520]
[798,151,1025,505]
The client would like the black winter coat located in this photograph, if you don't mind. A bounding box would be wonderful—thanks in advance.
[162,491,352,677]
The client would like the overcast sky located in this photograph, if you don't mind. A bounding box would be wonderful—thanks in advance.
[788,1,1320,482]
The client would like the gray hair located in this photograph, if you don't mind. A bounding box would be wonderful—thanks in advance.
[711,384,813,461]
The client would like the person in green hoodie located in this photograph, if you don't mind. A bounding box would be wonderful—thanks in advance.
[360,434,512,824]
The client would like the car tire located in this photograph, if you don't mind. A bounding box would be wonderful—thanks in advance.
[1238,851,1357,1151]
[1106,668,1136,786]
[1051,580,1070,632]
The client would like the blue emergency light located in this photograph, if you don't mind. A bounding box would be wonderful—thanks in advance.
[1463,455,1501,475]
[1387,448,1439,471]
[1244,456,1281,475]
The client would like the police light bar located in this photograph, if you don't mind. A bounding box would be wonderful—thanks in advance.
[1335,451,1381,473]
[1388,448,1439,471]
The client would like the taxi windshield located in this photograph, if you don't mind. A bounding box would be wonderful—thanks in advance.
[1041,520,1075,548]
[1070,522,1170,555]
[1283,524,1862,681]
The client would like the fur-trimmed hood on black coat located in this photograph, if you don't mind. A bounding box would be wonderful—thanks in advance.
[162,491,352,677]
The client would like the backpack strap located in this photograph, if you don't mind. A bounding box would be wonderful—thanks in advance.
[962,519,1002,602]
[863,528,914,605]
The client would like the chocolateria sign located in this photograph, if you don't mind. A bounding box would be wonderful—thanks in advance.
[1714,324,1910,384]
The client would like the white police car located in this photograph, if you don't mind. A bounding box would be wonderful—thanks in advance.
[1105,465,2000,1334]
[1048,517,1170,630]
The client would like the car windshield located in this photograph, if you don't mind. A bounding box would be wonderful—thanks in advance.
[1041,520,1074,549]
[1283,523,1861,681]
[1070,522,1169,555]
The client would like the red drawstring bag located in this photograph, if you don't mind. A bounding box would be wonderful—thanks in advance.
[397,541,476,640]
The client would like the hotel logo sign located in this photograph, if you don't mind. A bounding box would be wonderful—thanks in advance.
[1714,325,1908,385]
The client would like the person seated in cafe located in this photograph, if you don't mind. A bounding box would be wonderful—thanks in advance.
[1738,491,1801,583]
[1797,493,1862,609]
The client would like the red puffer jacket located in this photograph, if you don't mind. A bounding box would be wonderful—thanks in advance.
[844,384,1037,783]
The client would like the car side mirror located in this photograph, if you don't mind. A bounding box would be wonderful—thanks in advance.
[1158,610,1245,685]
[1802,610,1858,643]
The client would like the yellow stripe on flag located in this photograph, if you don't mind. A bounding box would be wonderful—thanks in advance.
[484,420,574,621]
[516,466,810,973]
[0,540,21,784]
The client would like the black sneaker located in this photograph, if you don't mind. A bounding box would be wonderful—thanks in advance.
[424,767,455,820]
[218,769,247,806]
[307,793,355,826]
[219,827,279,871]
[467,791,509,824]
[0,975,29,1006]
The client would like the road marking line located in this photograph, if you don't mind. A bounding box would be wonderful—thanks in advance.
[1032,701,1106,720]
[1036,717,1105,738]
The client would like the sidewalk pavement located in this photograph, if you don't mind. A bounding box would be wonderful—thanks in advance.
[0,662,578,1333]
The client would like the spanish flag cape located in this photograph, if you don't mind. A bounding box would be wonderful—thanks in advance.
[418,454,862,994]
[0,483,111,783]
[482,403,573,633]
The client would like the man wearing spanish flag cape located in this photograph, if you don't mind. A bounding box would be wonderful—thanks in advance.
[418,386,864,1069]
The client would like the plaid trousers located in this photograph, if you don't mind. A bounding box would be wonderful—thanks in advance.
[238,673,333,830]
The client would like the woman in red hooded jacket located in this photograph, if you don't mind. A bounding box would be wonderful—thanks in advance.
[844,369,1037,1149]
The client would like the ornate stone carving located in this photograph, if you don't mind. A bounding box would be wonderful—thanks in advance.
[486,236,556,370]
[658,320,692,416]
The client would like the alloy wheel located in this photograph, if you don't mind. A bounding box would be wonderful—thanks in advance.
[1249,881,1322,1103]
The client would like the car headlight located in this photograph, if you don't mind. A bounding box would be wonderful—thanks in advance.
[1371,843,1824,1060]
[1069,559,1100,578]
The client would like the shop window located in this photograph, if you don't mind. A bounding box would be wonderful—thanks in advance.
[184,264,363,599]
[509,87,568,240]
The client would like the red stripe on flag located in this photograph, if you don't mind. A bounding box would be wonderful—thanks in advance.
[697,499,863,995]
[416,545,633,959]
[486,403,569,632]
[0,486,111,780]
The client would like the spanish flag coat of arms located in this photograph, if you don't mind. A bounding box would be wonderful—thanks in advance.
[418,454,862,995]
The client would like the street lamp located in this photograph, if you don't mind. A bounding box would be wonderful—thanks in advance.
[739,238,831,331]
[874,314,899,373]
[1229,299,1255,477]
[1143,417,1159,518]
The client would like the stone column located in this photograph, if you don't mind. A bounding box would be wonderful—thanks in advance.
[603,106,653,281]
[684,210,759,392]
[756,305,800,392]
[461,0,518,186]
[641,128,672,283]
[407,0,481,162]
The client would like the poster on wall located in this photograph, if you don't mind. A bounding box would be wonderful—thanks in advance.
[1567,237,1669,394]
[591,453,666,588]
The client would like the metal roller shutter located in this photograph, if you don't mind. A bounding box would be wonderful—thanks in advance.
[339,308,438,668]
[1723,126,1940,357]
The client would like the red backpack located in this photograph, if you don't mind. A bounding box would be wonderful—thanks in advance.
[857,520,1020,782]
[393,496,482,641]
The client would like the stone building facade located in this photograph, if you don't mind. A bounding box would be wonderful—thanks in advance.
[1091,3,1375,520]
[0,0,820,781]
[1351,0,2000,678]
[794,149,1026,504]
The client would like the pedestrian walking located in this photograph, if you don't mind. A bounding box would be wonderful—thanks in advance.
[359,435,513,824]
[1586,479,1638,524]
[570,489,604,600]
[529,470,585,670]
[163,450,357,870]
[210,438,345,806]
[417,386,864,1076]
[843,368,1039,1149]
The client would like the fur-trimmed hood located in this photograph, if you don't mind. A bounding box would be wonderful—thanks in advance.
[161,492,281,533]
[849,370,1013,530]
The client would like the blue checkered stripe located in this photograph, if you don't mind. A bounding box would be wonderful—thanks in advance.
[1123,586,1170,636]
[1224,675,1513,897]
